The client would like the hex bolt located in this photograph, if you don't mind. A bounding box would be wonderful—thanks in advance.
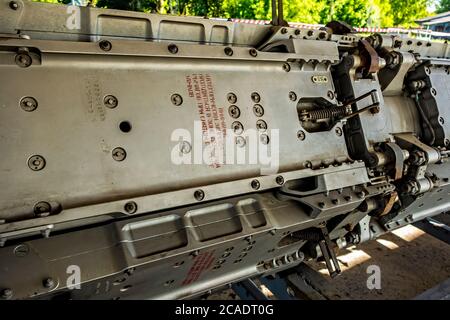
[15,53,32,68]
[99,40,112,51]
[289,91,297,101]
[260,134,270,145]
[103,95,118,108]
[227,93,237,104]
[297,130,306,141]
[335,127,343,136]
[224,47,233,56]
[9,1,19,10]
[251,179,260,190]
[171,93,183,106]
[28,155,46,171]
[112,147,126,161]
[251,92,261,103]
[20,96,38,112]
[256,119,267,132]
[1,288,13,300]
[253,104,264,117]
[228,105,240,118]
[276,175,284,185]
[282,63,291,72]
[168,43,178,54]
[124,201,137,214]
[194,189,205,201]
[249,48,258,57]
[43,277,55,289]
[34,201,51,217]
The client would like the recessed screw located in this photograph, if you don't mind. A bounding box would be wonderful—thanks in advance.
[124,201,137,214]
[43,277,55,289]
[34,201,51,217]
[227,93,237,104]
[431,88,437,96]
[249,48,258,57]
[357,191,365,199]
[253,104,264,117]
[112,147,126,161]
[168,43,178,54]
[283,63,291,72]
[171,93,183,106]
[15,53,32,68]
[335,127,343,136]
[228,105,240,118]
[251,179,260,190]
[251,92,260,103]
[99,40,112,51]
[276,176,284,185]
[256,119,267,132]
[297,130,306,140]
[235,136,246,147]
[104,95,118,108]
[28,155,46,171]
[9,1,19,10]
[20,96,38,112]
[295,29,301,35]
[289,91,297,101]
[1,288,13,300]
[224,47,233,56]
[305,161,312,168]
[194,190,205,201]
[344,195,352,201]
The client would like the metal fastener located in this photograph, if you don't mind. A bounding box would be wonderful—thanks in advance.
[439,117,444,125]
[289,91,297,101]
[43,277,55,289]
[251,92,260,103]
[124,201,137,214]
[232,121,244,135]
[104,95,118,108]
[194,190,205,201]
[251,179,260,190]
[28,155,46,171]
[13,244,29,257]
[9,1,19,10]
[34,201,51,217]
[20,96,38,112]
[224,47,233,56]
[249,48,258,57]
[99,40,112,51]
[256,119,267,132]
[228,105,240,118]
[282,63,291,72]
[171,93,183,106]
[253,104,264,117]
[297,130,306,141]
[179,141,191,154]
[168,43,178,54]
[227,93,237,104]
[260,134,270,144]
[235,136,246,147]
[15,53,32,68]
[335,127,343,136]
[276,176,284,185]
[112,147,126,161]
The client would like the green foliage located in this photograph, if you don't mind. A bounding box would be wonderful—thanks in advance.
[32,0,434,27]
[436,0,450,13]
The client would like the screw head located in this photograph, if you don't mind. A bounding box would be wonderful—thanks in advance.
[335,127,343,136]
[318,202,325,208]
[43,277,55,289]
[112,147,126,161]
[228,105,240,118]
[282,63,291,72]
[104,95,118,108]
[9,1,19,10]
[171,93,183,106]
[327,91,335,99]
[232,121,244,135]
[224,47,233,56]
[194,190,205,201]
[251,92,260,103]
[235,136,246,147]
[124,201,137,214]
[28,155,46,171]
[439,117,444,125]
[99,40,112,51]
[249,48,258,57]
[168,43,178,54]
[251,179,260,190]
[256,119,267,132]
[297,130,306,141]
[281,28,288,34]
[179,141,191,154]
[15,53,32,68]
[276,176,284,185]
[253,104,264,117]
[20,96,38,112]
[227,93,237,104]
[34,201,51,217]
[289,91,297,101]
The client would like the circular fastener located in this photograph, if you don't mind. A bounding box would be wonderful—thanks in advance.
[425,67,431,75]
[232,121,244,135]
[43,277,55,289]
[294,29,301,35]
[327,91,335,99]
[34,201,51,217]
[124,201,137,214]
[13,244,29,257]
[281,28,288,34]
[431,88,437,96]
[224,47,233,56]
[260,133,270,145]
[1,288,13,300]
[304,161,312,168]
[256,119,267,132]
[318,202,325,208]
[112,147,126,161]
[99,40,112,51]
[335,127,343,136]
[228,105,240,118]
[249,48,258,57]
[9,1,19,10]
[253,104,264,117]
[289,91,297,101]
[179,141,191,154]
[171,93,183,106]
[276,175,284,185]
[235,136,246,148]
[20,96,38,112]
[28,155,46,171]
[297,130,306,140]
[307,30,314,37]
[282,63,291,72]
[445,139,450,146]
[168,43,178,54]
[104,95,118,108]
[227,93,237,104]
[194,189,205,201]
[439,117,444,125]
[251,179,260,190]
[251,92,261,103]
[318,32,327,39]
[15,53,32,68]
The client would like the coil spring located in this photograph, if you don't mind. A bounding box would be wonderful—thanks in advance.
[302,106,349,121]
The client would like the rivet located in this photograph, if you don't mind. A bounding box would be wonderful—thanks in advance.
[34,201,51,217]
[9,1,19,10]
[297,130,306,140]
[194,189,205,201]
[335,127,343,136]
[224,47,233,56]
[20,96,38,112]
[235,136,246,148]
[232,121,244,135]
[171,93,183,106]
[260,134,270,144]
[283,63,291,72]
[228,105,240,118]
[43,277,55,289]
[28,155,46,171]
[124,201,137,214]
[104,95,118,108]
[112,147,126,161]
